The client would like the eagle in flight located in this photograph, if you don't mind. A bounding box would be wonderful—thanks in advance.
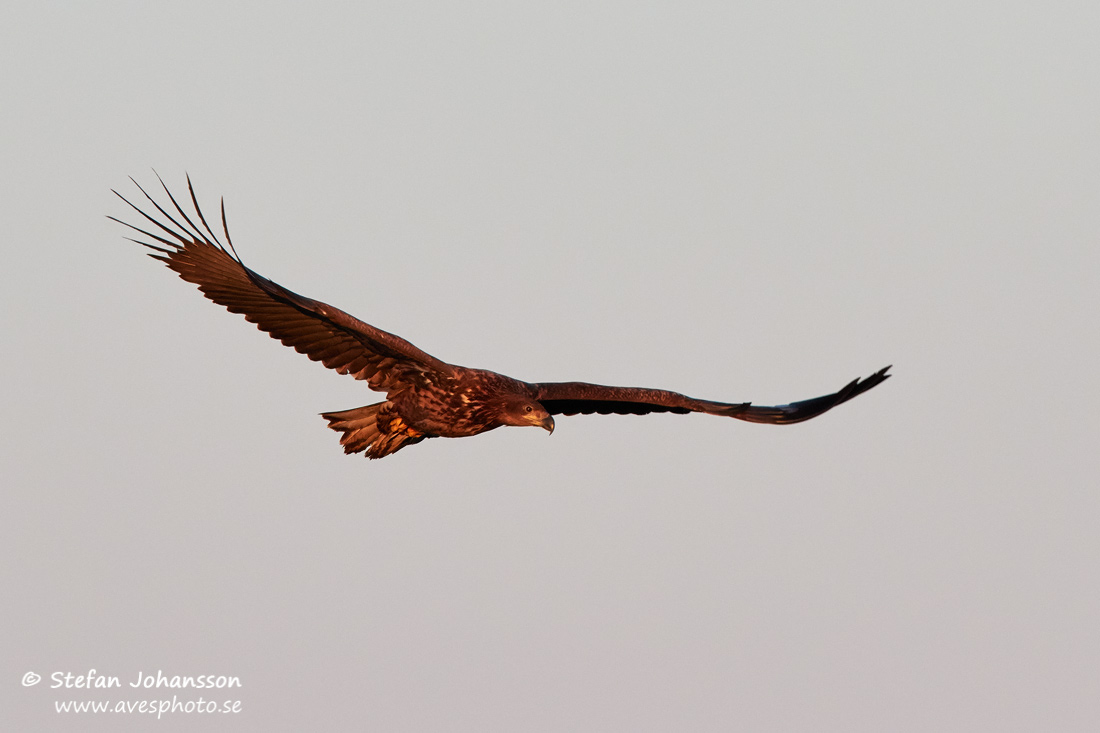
[111,175,890,459]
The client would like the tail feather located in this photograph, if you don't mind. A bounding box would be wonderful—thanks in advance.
[322,404,382,454]
[321,402,426,459]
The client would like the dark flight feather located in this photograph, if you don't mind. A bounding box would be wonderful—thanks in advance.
[532,367,891,424]
[112,175,891,459]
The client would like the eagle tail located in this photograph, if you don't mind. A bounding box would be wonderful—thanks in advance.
[321,402,425,459]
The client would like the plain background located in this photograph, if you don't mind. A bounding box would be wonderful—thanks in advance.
[3,1,1098,730]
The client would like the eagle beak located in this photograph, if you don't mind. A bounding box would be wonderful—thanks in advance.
[540,415,555,434]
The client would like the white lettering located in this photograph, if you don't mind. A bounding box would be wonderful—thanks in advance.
[129,670,241,689]
[50,669,120,688]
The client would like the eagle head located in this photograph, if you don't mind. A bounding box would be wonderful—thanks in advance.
[498,397,554,434]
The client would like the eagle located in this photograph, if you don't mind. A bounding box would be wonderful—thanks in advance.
[111,175,891,459]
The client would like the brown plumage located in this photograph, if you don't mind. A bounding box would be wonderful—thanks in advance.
[111,175,891,459]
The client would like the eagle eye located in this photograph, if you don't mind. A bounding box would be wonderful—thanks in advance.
[524,405,533,413]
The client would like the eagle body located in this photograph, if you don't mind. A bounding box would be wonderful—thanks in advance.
[397,368,536,438]
[112,175,890,460]
[322,368,545,458]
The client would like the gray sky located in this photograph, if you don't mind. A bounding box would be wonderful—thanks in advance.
[3,1,1098,730]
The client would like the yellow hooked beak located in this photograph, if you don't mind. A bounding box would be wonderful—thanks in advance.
[538,414,555,434]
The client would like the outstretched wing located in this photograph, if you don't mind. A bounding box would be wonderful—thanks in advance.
[531,366,891,424]
[110,174,456,393]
